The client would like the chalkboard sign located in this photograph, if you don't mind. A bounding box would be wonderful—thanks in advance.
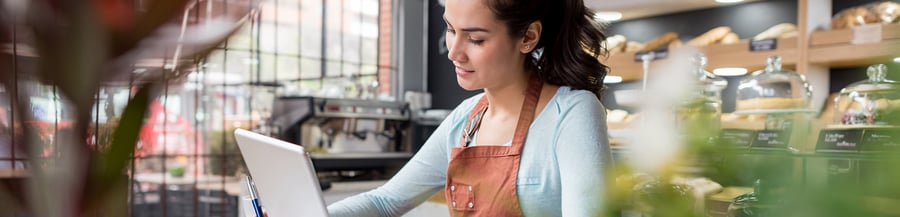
[719,129,755,148]
[751,130,791,149]
[749,39,777,51]
[861,128,900,152]
[815,129,864,152]
[633,48,669,62]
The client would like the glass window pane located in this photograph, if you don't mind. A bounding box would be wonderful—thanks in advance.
[362,38,377,64]
[325,61,342,77]
[260,22,278,53]
[277,25,300,55]
[228,24,254,50]
[259,53,277,82]
[324,0,343,60]
[277,56,300,81]
[222,51,254,85]
[300,58,322,79]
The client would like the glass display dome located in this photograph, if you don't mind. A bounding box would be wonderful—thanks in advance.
[833,64,900,126]
[735,56,813,112]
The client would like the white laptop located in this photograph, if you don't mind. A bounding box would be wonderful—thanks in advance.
[234,128,329,217]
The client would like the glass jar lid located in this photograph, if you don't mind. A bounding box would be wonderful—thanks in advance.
[735,56,813,112]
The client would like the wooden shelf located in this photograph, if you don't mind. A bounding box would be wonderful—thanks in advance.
[808,23,900,68]
[606,38,799,82]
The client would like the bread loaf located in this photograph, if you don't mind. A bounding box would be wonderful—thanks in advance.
[639,32,679,52]
[604,35,627,54]
[720,32,740,44]
[687,26,731,46]
[872,1,900,23]
[624,41,645,53]
[753,23,797,40]
[832,7,878,30]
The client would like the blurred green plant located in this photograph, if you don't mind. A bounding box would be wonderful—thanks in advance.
[0,0,258,216]
[603,65,900,217]
[207,128,246,176]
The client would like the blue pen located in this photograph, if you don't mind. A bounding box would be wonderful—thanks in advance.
[246,176,265,217]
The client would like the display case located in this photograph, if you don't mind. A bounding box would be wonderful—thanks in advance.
[833,64,900,127]
[735,56,812,113]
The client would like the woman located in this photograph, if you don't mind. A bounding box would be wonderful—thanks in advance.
[328,0,610,216]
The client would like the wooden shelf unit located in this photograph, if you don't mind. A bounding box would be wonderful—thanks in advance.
[604,1,898,82]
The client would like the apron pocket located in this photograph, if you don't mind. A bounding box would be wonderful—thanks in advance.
[447,182,476,211]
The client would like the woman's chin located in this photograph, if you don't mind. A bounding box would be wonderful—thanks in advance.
[456,80,480,91]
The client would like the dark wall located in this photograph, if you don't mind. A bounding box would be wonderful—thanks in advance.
[426,0,481,110]
[606,0,798,43]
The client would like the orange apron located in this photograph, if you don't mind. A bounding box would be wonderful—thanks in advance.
[444,75,543,217]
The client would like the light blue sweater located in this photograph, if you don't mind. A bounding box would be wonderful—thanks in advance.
[328,86,611,217]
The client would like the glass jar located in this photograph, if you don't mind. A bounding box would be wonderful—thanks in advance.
[833,64,900,126]
[735,56,812,112]
[678,54,728,128]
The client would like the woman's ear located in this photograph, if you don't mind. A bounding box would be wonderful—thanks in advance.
[521,21,542,54]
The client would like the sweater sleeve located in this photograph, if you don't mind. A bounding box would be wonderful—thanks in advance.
[327,96,478,217]
[554,91,611,216]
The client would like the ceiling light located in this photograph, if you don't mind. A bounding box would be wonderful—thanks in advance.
[133,68,147,74]
[713,67,748,76]
[715,0,744,3]
[893,57,900,63]
[594,11,623,22]
[604,75,623,84]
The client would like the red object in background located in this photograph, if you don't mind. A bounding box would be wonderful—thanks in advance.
[94,0,134,31]
[138,100,204,173]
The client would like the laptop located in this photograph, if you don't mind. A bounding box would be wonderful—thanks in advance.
[234,128,329,217]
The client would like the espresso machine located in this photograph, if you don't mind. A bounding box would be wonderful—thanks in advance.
[268,96,411,178]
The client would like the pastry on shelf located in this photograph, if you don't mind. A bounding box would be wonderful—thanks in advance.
[872,1,900,24]
[687,26,732,46]
[832,5,879,29]
[604,34,627,54]
[720,32,740,44]
[752,23,798,40]
[735,97,808,111]
[639,32,679,52]
[624,41,646,53]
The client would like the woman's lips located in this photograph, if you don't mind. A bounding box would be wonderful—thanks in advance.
[455,66,474,77]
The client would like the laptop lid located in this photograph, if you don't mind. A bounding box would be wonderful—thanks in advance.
[234,129,329,217]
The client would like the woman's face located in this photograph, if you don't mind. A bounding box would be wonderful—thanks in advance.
[444,0,527,91]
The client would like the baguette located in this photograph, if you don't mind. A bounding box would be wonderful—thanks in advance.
[720,32,740,44]
[753,23,797,40]
[687,26,731,46]
[604,35,627,54]
[639,32,679,52]
[624,41,645,53]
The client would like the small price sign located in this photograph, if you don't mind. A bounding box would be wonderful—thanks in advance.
[719,129,755,148]
[633,48,669,62]
[751,130,791,149]
[815,129,864,152]
[749,39,777,51]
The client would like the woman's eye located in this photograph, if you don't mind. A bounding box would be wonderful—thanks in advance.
[469,39,484,45]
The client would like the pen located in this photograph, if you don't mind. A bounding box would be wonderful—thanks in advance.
[246,176,265,217]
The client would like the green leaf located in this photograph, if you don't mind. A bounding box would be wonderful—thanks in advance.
[84,83,155,208]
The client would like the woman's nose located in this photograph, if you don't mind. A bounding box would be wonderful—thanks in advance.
[446,36,466,62]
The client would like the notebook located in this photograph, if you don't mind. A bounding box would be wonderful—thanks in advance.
[234,128,329,217]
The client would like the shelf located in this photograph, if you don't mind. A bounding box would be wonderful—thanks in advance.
[808,24,900,68]
[606,38,799,82]
[809,23,900,47]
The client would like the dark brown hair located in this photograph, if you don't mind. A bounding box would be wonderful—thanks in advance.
[485,0,609,98]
